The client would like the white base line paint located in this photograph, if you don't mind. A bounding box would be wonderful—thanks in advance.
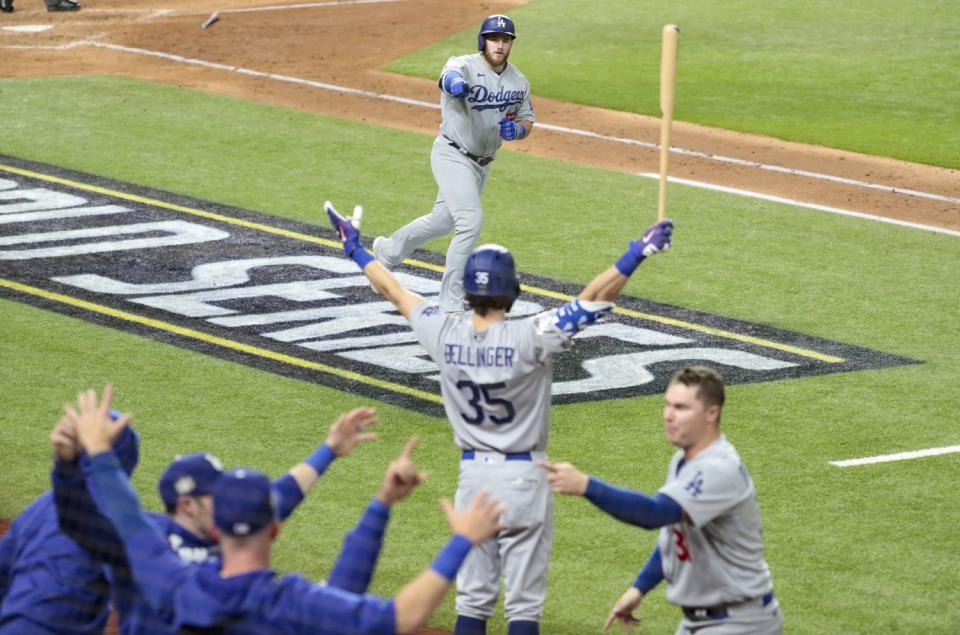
[639,174,960,237]
[830,445,960,467]
[221,0,402,15]
[6,37,960,216]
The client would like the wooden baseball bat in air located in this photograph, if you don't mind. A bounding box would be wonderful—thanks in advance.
[658,24,679,221]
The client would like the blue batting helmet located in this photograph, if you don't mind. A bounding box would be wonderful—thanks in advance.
[477,14,516,51]
[464,244,520,301]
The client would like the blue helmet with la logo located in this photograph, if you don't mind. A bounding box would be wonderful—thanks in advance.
[477,14,516,51]
[464,244,521,301]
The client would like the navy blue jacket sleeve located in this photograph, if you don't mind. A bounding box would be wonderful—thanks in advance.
[85,451,188,614]
[585,477,684,529]
[327,498,390,593]
[272,444,336,521]
[52,457,128,568]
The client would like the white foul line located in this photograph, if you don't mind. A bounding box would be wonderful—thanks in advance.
[830,445,960,467]
[9,38,960,225]
[638,174,960,237]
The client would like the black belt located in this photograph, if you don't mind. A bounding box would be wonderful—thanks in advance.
[461,450,532,461]
[443,135,494,167]
[682,591,774,622]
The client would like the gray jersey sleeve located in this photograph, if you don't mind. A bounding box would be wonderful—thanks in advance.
[659,458,753,528]
[408,300,449,360]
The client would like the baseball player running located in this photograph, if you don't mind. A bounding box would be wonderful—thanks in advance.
[327,200,673,635]
[542,366,783,634]
[372,14,534,313]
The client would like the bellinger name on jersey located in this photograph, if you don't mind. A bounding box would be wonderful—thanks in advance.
[444,343,516,368]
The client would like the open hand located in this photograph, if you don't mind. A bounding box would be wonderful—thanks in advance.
[325,407,378,457]
[441,488,506,544]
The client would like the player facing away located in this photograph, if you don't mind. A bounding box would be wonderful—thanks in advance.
[542,366,783,635]
[371,14,535,314]
[327,201,673,635]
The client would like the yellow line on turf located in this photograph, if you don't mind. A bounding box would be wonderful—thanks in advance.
[0,278,443,404]
[1,163,843,363]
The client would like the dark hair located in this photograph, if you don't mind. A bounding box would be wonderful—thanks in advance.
[466,294,514,316]
[669,365,726,411]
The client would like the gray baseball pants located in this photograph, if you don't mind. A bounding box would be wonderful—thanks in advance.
[454,451,553,622]
[374,137,491,313]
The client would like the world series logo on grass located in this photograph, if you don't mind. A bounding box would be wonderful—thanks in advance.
[0,155,918,416]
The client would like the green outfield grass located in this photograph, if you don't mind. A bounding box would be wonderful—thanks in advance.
[385,0,960,169]
[2,76,959,633]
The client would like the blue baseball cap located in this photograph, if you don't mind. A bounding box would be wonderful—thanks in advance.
[158,452,224,509]
[79,409,140,476]
[212,468,277,537]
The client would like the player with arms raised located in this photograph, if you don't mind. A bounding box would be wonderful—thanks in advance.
[327,201,673,635]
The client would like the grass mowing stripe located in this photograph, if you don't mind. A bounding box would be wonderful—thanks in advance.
[1,162,842,363]
[0,278,442,404]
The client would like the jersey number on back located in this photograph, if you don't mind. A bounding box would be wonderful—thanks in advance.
[456,380,515,425]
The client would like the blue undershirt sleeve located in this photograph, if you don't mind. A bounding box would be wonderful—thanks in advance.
[327,498,390,593]
[633,545,664,594]
[584,477,684,529]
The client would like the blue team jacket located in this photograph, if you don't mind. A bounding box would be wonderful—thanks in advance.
[0,490,110,634]
[83,451,396,634]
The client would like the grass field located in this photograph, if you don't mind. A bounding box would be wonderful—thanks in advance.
[2,3,959,632]
[386,0,960,169]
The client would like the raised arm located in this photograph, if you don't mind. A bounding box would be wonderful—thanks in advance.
[326,201,424,319]
[579,219,673,302]
[275,407,379,520]
[328,437,426,593]
[63,386,189,611]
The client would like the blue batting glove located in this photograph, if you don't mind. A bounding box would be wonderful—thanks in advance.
[499,118,520,141]
[325,201,374,269]
[442,71,469,98]
[615,219,674,276]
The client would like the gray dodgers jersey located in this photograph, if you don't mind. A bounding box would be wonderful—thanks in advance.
[409,302,570,453]
[439,54,535,158]
[657,435,774,607]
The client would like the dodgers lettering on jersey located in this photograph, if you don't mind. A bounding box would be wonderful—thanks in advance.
[410,302,569,454]
[439,53,535,158]
[656,435,774,607]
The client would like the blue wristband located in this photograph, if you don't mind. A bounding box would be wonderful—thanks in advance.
[352,246,375,269]
[306,444,336,474]
[430,534,473,581]
[615,250,643,277]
